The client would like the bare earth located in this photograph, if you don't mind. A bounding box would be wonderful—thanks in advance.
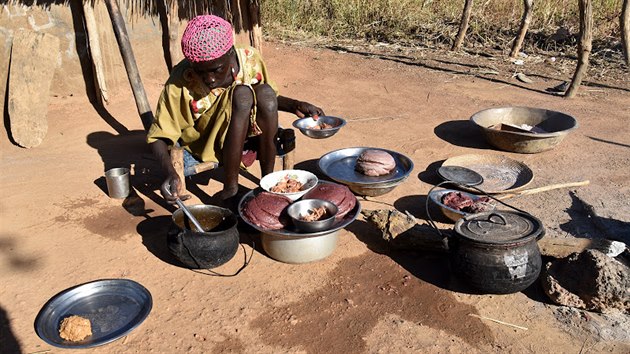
[1,41,629,353]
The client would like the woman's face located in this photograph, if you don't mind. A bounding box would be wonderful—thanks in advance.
[190,48,235,89]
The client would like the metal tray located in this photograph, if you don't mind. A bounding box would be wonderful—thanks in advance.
[238,181,361,238]
[441,154,534,194]
[35,279,152,349]
[318,147,414,186]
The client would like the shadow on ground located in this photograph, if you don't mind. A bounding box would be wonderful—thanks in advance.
[560,191,630,245]
[434,120,492,149]
[0,306,20,354]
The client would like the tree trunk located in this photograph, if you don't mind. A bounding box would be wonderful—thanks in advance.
[510,0,534,58]
[168,0,181,70]
[104,0,154,130]
[565,0,592,99]
[452,0,474,51]
[621,0,630,66]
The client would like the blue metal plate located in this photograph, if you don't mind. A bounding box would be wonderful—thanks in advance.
[35,279,152,349]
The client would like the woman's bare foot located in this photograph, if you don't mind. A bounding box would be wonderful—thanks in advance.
[215,185,249,213]
[217,185,239,201]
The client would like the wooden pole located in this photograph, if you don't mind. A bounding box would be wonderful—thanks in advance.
[621,0,630,66]
[452,0,474,51]
[82,2,109,105]
[168,0,181,69]
[565,0,593,98]
[249,0,263,52]
[104,0,154,130]
[510,0,534,58]
[170,146,186,195]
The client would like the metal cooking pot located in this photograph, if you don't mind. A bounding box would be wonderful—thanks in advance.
[261,230,340,264]
[167,205,239,269]
[449,211,544,294]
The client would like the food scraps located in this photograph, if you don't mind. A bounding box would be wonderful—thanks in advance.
[59,315,92,342]
[490,123,547,134]
[441,192,494,213]
[310,122,333,130]
[300,206,327,222]
[271,175,303,193]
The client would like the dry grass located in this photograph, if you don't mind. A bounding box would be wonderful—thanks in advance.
[261,0,625,57]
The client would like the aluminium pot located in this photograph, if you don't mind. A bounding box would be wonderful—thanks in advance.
[261,230,340,264]
[167,205,239,269]
[449,211,544,294]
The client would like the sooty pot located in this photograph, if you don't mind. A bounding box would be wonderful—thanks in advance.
[449,211,544,294]
[167,205,239,269]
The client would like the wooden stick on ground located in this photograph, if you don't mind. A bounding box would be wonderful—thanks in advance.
[82,2,109,105]
[496,180,590,200]
[469,314,528,330]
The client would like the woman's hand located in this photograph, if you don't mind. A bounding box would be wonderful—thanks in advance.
[294,101,325,120]
[161,173,191,204]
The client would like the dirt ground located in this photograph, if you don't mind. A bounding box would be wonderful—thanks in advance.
[1,40,629,353]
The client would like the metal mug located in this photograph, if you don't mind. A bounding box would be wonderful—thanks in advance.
[105,167,130,199]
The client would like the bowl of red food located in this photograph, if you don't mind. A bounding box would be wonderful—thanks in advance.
[293,116,346,139]
[286,199,338,233]
[260,169,318,201]
[428,189,496,223]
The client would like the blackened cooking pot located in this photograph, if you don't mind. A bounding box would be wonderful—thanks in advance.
[449,211,544,294]
[167,205,239,269]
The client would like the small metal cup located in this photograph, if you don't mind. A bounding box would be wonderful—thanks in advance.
[105,167,130,199]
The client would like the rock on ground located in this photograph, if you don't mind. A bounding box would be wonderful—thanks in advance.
[541,249,630,313]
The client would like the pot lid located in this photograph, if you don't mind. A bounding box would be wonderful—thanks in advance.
[454,211,543,244]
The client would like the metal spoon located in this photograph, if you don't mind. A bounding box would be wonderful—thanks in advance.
[162,181,205,232]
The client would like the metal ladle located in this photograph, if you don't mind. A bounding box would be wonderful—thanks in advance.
[162,181,205,232]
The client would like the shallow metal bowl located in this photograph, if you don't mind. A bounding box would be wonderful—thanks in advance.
[293,116,346,139]
[287,199,338,233]
[318,147,414,197]
[470,106,578,153]
[428,189,496,223]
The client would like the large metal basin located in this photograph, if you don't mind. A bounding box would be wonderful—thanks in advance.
[470,106,578,153]
[261,230,340,264]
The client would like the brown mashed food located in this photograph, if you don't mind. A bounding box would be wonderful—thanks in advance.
[59,315,92,341]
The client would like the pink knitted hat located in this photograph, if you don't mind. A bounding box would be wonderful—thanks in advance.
[181,15,234,62]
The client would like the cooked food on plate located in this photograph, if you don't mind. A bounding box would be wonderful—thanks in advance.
[303,183,356,219]
[59,315,92,342]
[242,192,292,230]
[355,149,396,177]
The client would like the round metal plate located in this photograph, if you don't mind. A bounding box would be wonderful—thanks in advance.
[318,147,414,186]
[441,154,534,194]
[35,279,152,349]
[238,181,361,238]
[437,166,484,186]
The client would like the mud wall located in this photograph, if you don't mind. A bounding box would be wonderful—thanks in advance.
[0,2,171,119]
